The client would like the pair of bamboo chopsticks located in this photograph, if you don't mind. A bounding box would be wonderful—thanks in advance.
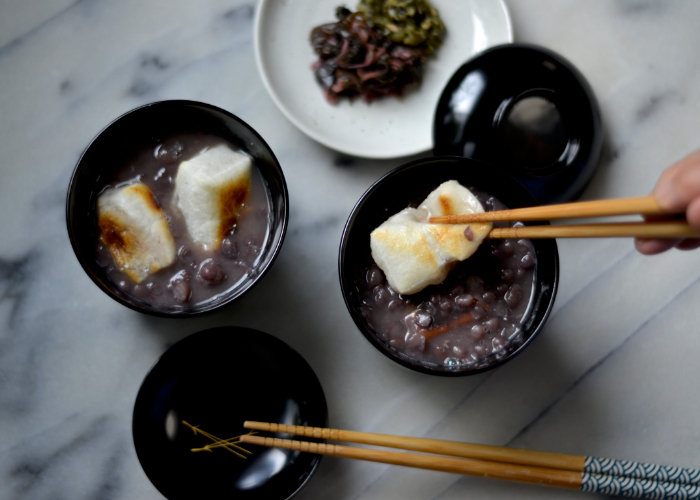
[241,422,700,499]
[428,195,700,239]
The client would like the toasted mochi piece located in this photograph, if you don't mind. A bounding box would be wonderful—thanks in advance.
[174,144,251,251]
[97,183,176,283]
[370,181,492,295]
[419,180,491,262]
[370,208,445,295]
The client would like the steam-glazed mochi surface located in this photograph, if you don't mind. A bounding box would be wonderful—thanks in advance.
[174,144,252,251]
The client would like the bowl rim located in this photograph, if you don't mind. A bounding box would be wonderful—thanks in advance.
[338,156,559,376]
[131,326,327,500]
[66,99,289,318]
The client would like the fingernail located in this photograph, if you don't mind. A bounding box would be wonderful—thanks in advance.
[653,180,677,211]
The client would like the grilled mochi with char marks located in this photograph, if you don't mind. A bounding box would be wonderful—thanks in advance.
[173,144,251,251]
[369,180,492,295]
[97,183,176,283]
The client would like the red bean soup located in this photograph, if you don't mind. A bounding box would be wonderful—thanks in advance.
[360,190,537,370]
[94,132,271,309]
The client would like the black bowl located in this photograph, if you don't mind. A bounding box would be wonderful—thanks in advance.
[132,327,327,500]
[66,100,288,317]
[339,157,559,376]
[433,44,603,204]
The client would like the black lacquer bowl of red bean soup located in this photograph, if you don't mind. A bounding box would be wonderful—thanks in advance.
[339,157,558,376]
[67,101,288,317]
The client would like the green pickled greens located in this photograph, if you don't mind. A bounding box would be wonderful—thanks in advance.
[357,0,445,55]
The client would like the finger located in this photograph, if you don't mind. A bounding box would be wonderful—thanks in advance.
[653,150,700,211]
[634,237,682,255]
[677,239,700,251]
[686,196,700,232]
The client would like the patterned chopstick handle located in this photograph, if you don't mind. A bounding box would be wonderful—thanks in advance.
[585,457,700,485]
[581,473,700,499]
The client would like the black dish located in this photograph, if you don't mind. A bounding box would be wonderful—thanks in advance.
[66,100,289,317]
[132,327,327,500]
[433,44,603,204]
[339,156,559,376]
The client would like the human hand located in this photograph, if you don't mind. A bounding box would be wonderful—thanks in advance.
[636,149,700,255]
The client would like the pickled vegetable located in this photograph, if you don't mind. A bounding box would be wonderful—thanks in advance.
[310,7,424,103]
[357,0,445,55]
[309,1,444,103]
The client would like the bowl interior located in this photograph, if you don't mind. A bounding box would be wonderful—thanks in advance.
[132,327,327,500]
[67,101,288,316]
[339,156,559,375]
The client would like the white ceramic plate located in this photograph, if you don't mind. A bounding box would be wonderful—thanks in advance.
[254,0,512,159]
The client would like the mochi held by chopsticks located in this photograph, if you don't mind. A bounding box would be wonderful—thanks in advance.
[370,181,492,295]
[97,183,177,283]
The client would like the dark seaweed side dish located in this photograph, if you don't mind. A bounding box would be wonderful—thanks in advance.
[310,0,444,103]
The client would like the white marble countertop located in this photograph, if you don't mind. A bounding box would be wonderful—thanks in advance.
[2,0,700,498]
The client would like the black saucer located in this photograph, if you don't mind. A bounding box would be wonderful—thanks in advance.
[132,327,327,500]
[433,44,603,204]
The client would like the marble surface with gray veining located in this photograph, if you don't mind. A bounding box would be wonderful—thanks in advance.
[2,0,700,498]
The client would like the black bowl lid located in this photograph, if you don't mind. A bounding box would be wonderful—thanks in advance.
[132,327,327,499]
[433,43,603,204]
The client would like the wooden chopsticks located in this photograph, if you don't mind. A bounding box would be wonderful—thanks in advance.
[427,195,700,239]
[243,421,583,470]
[488,221,698,239]
[241,434,582,489]
[241,421,700,498]
[429,196,668,223]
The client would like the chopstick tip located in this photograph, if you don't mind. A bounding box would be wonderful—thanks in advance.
[243,421,270,431]
[240,434,264,445]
